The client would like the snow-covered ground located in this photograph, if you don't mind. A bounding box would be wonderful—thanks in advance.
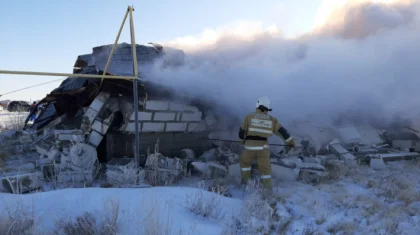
[0,111,28,130]
[1,160,420,234]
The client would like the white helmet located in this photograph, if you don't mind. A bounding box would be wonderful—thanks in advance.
[256,96,272,111]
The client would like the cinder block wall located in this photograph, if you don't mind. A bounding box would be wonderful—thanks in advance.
[123,100,208,133]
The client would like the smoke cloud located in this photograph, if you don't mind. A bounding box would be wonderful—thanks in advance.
[145,0,420,128]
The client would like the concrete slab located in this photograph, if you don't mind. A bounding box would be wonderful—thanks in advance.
[92,121,110,135]
[370,158,386,170]
[142,122,165,132]
[181,112,202,122]
[154,112,176,121]
[165,123,187,132]
[145,100,169,111]
[187,122,207,132]
[88,131,103,147]
[337,125,361,144]
[329,143,356,161]
[272,164,300,181]
[129,112,152,121]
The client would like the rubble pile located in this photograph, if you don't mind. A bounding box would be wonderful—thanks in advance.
[184,122,420,184]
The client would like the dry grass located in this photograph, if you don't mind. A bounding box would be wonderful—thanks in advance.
[326,221,357,235]
[221,179,293,235]
[302,224,322,235]
[377,174,420,205]
[54,198,121,235]
[321,161,350,183]
[185,181,223,220]
[54,212,98,235]
[105,162,143,187]
[0,200,35,235]
[144,140,182,187]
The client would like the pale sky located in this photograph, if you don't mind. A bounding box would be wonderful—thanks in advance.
[0,0,329,101]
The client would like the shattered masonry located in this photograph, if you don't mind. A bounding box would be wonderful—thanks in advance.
[1,42,420,193]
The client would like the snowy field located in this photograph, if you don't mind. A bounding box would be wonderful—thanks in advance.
[1,159,420,234]
[0,111,28,130]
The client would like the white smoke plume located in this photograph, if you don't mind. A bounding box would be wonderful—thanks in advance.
[146,0,420,128]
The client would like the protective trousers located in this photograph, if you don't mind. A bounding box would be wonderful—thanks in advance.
[239,148,272,191]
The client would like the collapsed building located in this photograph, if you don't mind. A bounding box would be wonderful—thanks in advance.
[1,42,420,193]
[24,43,225,163]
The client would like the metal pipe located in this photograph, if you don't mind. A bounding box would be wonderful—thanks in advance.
[0,70,136,80]
[129,6,140,167]
[102,8,129,77]
[204,138,299,147]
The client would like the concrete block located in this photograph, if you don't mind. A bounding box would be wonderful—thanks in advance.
[187,122,207,132]
[370,158,386,170]
[154,112,176,121]
[208,162,228,178]
[169,102,185,111]
[228,163,241,178]
[84,108,98,123]
[181,112,202,122]
[142,122,165,132]
[296,162,325,171]
[145,100,169,111]
[302,157,322,165]
[329,143,356,161]
[88,131,103,147]
[36,144,50,156]
[392,140,414,149]
[129,112,153,121]
[92,121,110,134]
[184,105,199,112]
[272,164,300,181]
[96,92,110,102]
[165,122,187,132]
[57,133,84,142]
[90,98,105,112]
[125,123,138,132]
[279,157,303,168]
[337,125,361,144]
[175,113,182,121]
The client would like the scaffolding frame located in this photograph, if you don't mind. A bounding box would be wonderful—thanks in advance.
[0,6,142,166]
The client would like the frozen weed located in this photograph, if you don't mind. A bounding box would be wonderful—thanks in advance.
[322,161,349,183]
[54,212,98,235]
[396,188,420,206]
[225,179,292,234]
[54,198,121,235]
[105,162,143,187]
[303,224,322,235]
[383,219,400,235]
[102,198,121,235]
[185,180,223,220]
[315,213,329,225]
[0,198,37,235]
[327,221,357,235]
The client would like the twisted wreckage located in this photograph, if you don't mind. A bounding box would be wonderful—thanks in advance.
[1,42,420,192]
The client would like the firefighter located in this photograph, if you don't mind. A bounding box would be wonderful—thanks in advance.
[238,96,295,196]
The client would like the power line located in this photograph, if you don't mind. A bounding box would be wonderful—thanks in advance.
[0,78,65,97]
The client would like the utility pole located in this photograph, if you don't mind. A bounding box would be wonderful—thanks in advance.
[129,6,140,167]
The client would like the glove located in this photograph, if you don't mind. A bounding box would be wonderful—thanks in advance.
[287,139,296,148]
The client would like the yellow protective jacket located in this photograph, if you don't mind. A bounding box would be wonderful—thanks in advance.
[239,109,292,150]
